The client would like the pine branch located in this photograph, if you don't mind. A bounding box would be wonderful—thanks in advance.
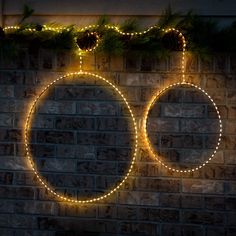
[19,5,34,25]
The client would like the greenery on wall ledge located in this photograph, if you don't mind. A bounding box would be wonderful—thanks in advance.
[0,5,236,60]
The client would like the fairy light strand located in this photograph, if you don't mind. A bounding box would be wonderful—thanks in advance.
[15,21,222,183]
[143,82,222,173]
[79,50,83,71]
[142,27,222,173]
[24,72,138,203]
[163,28,186,82]
[3,24,184,53]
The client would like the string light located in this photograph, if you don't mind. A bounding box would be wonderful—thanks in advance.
[143,81,222,173]
[12,21,222,185]
[142,28,222,173]
[3,26,20,31]
[2,24,183,53]
[24,72,138,203]
[78,50,83,71]
[163,28,186,82]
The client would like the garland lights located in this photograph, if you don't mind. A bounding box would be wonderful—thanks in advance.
[143,82,222,173]
[142,29,222,173]
[24,71,138,204]
[1,24,183,57]
[2,16,236,58]
[20,23,223,203]
[21,24,142,203]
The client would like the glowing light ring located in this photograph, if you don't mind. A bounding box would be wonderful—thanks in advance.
[24,71,138,203]
[143,81,222,173]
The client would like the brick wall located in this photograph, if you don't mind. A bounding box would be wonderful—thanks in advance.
[0,50,236,236]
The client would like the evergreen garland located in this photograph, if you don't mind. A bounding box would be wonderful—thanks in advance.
[0,6,236,60]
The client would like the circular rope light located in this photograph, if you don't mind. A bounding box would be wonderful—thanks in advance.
[24,71,138,203]
[143,81,222,173]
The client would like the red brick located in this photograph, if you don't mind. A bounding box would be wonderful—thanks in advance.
[77,161,116,175]
[0,186,35,199]
[159,193,180,208]
[55,117,95,130]
[207,89,226,104]
[206,75,226,88]
[59,203,96,218]
[117,191,159,206]
[182,179,224,194]
[0,114,13,127]
[117,206,138,220]
[135,178,180,192]
[37,131,75,144]
[38,101,76,114]
[161,224,204,236]
[97,147,131,161]
[43,173,94,188]
[0,144,14,156]
[148,118,179,132]
[139,208,179,222]
[77,132,116,146]
[96,117,129,131]
[205,196,225,210]
[227,90,236,104]
[37,158,77,172]
[14,86,52,99]
[119,221,158,235]
[14,172,37,186]
[95,54,110,71]
[0,129,22,142]
[181,195,204,209]
[98,205,116,219]
[0,71,23,84]
[195,165,225,180]
[163,104,206,118]
[0,172,13,185]
[14,201,56,215]
[183,210,224,225]
[225,197,236,211]
[206,227,226,236]
[224,166,236,179]
[227,213,236,226]
[226,227,236,236]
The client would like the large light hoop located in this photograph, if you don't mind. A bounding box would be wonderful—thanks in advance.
[24,71,138,203]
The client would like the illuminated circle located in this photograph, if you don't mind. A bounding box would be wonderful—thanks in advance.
[143,81,222,173]
[24,71,138,203]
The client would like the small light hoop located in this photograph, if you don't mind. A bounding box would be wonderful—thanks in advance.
[24,71,138,203]
[143,81,222,173]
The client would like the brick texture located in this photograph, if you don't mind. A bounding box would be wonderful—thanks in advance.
[0,51,235,236]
